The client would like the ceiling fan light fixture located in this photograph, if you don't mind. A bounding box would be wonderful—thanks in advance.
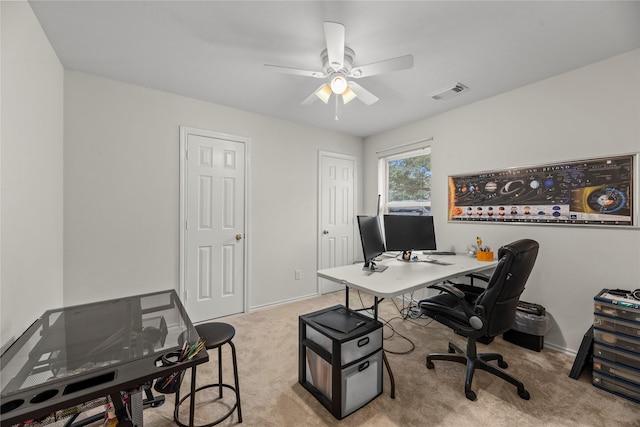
[330,75,348,95]
[315,84,332,103]
[341,86,357,104]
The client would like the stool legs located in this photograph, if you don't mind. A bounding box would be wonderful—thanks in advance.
[229,341,242,423]
[218,346,223,398]
[173,341,242,426]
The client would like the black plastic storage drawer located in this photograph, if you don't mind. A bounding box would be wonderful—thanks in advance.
[593,343,640,371]
[299,305,384,420]
[594,290,640,323]
[593,371,640,404]
[594,329,640,354]
[593,357,640,387]
[594,314,640,339]
[304,347,383,417]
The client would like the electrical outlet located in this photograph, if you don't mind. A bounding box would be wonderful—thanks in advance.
[295,270,302,280]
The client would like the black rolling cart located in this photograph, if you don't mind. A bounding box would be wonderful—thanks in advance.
[299,305,383,419]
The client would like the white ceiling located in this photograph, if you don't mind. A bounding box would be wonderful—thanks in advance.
[29,1,640,138]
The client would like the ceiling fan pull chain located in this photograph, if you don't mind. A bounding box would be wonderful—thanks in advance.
[334,95,339,120]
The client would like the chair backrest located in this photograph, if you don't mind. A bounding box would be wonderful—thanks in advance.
[475,239,539,337]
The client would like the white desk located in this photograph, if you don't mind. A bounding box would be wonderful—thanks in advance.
[318,253,497,300]
[317,253,498,399]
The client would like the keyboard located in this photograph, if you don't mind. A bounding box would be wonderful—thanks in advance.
[424,251,456,255]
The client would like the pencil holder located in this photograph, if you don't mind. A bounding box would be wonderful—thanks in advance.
[154,351,185,394]
[476,251,494,261]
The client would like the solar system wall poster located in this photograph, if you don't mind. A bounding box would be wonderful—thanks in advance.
[448,154,637,227]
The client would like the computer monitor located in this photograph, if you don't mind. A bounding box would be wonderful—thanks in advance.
[356,215,388,272]
[383,214,436,261]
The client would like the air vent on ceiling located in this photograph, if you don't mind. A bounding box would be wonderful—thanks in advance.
[430,83,468,100]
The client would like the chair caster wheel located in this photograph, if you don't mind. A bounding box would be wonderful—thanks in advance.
[426,360,434,369]
[518,389,530,400]
[498,360,508,369]
[465,390,477,401]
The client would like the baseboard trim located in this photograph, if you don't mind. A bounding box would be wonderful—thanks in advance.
[542,341,577,356]
[249,292,321,312]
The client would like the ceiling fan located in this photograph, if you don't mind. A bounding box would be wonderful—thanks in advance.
[264,22,414,107]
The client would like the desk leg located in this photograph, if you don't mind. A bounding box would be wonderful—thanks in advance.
[345,286,349,309]
[373,296,395,399]
[346,288,395,399]
[109,391,133,427]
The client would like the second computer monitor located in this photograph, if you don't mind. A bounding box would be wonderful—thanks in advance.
[383,214,437,252]
[357,215,387,271]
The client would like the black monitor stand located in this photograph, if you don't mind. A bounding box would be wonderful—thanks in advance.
[362,260,388,272]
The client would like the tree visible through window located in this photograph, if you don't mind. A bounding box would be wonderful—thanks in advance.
[380,148,431,215]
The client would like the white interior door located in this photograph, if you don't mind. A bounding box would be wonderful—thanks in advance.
[180,127,246,322]
[318,152,356,294]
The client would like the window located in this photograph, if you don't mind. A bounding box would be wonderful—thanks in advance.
[379,147,432,215]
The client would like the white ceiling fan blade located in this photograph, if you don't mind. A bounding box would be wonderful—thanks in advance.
[348,82,379,105]
[264,64,326,78]
[349,54,414,78]
[323,22,345,71]
[301,84,331,105]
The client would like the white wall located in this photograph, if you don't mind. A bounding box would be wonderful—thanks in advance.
[0,0,64,349]
[364,49,640,353]
[4,1,637,355]
[63,71,363,309]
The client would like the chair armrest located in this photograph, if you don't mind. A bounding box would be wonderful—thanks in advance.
[428,283,465,299]
[467,273,489,284]
[426,283,484,330]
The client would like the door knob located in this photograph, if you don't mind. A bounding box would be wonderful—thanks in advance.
[235,234,243,241]
[323,230,329,235]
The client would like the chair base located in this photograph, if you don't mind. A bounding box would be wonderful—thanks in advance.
[174,383,241,427]
[426,341,530,401]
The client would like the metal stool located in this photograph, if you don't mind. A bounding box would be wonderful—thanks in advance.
[174,322,242,426]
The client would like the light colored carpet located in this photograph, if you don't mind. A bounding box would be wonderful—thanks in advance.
[139,291,638,427]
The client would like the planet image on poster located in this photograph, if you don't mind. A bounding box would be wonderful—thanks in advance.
[587,187,626,213]
[544,178,554,188]
[598,195,615,207]
[500,180,525,195]
[485,182,498,192]
[530,180,540,189]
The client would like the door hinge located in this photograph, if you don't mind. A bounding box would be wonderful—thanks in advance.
[183,290,188,301]
[185,220,189,230]
[185,150,190,160]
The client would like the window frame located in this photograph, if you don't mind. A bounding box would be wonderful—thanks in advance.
[378,146,432,215]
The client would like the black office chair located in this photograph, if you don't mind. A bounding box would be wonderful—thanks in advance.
[418,239,539,401]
